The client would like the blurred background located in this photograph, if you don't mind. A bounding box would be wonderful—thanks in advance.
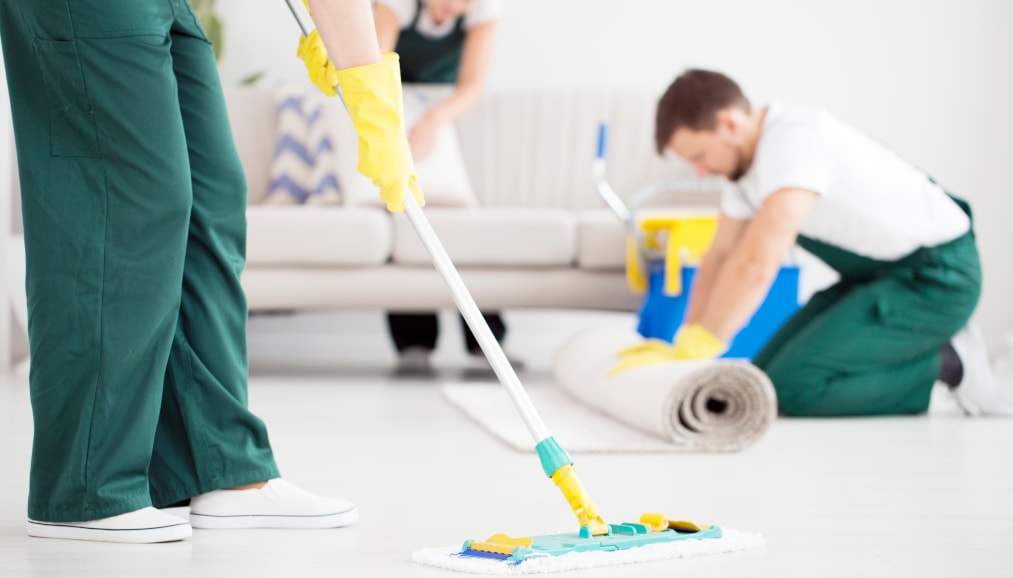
[3,0,1012,372]
[212,0,1013,370]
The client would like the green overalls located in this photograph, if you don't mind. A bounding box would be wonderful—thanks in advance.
[0,0,278,522]
[753,198,980,417]
[395,0,466,84]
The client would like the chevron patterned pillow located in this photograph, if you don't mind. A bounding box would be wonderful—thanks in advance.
[265,85,342,205]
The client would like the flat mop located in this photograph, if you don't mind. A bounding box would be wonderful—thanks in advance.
[402,187,770,571]
[402,157,763,573]
[284,3,762,571]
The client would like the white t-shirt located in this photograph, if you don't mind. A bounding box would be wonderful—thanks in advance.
[377,0,502,38]
[721,103,970,261]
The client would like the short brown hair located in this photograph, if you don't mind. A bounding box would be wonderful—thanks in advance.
[654,69,751,154]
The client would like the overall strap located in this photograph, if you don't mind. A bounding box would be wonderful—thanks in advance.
[410,0,425,29]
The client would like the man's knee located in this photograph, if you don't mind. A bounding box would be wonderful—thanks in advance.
[757,356,831,417]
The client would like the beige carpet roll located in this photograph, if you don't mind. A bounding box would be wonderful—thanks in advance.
[552,328,777,452]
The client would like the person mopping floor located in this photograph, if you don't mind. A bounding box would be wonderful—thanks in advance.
[0,0,422,543]
[373,0,513,376]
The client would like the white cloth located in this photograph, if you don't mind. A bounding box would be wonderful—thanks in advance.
[378,0,502,36]
[413,528,765,574]
[721,102,970,261]
[401,85,478,206]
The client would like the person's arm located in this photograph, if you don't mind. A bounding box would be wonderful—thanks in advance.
[306,0,381,69]
[431,21,496,125]
[696,188,818,341]
[683,213,748,326]
[372,2,401,52]
[298,0,423,213]
[409,20,497,158]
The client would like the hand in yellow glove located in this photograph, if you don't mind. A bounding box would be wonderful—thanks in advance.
[609,338,679,376]
[671,324,726,360]
[335,53,425,213]
[296,29,339,97]
[609,324,726,375]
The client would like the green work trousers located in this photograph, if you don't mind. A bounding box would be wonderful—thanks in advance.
[0,0,279,522]
[754,224,981,417]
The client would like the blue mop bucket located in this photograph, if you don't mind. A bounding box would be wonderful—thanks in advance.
[636,260,801,359]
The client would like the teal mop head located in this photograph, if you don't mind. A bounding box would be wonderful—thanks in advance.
[411,439,763,573]
[412,514,765,574]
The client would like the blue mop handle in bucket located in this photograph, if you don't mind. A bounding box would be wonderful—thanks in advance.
[592,123,633,226]
[596,122,607,160]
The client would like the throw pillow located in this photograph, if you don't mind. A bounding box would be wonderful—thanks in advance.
[265,85,342,205]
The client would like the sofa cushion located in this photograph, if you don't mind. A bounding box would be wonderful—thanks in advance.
[246,206,391,266]
[576,210,627,270]
[391,208,576,267]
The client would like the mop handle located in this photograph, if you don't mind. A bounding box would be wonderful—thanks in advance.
[285,0,312,36]
[282,0,551,446]
[403,196,552,443]
[410,184,609,535]
[402,201,611,535]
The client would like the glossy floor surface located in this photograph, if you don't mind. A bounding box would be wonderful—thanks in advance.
[2,312,1011,577]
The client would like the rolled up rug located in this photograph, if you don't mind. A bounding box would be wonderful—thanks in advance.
[552,328,777,452]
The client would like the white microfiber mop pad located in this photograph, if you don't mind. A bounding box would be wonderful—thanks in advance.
[411,528,764,574]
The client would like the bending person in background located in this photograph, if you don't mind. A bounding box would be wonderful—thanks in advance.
[374,0,512,375]
[0,0,421,543]
[621,68,1011,418]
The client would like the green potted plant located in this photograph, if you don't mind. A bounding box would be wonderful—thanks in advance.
[191,0,224,62]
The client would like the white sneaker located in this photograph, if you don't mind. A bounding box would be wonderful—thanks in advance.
[949,324,1013,417]
[394,346,434,376]
[27,507,191,543]
[189,479,358,529]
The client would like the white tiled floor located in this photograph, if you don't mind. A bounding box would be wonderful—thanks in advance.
[2,314,1012,577]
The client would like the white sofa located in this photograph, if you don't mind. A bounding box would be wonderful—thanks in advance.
[4,86,721,357]
[227,86,719,312]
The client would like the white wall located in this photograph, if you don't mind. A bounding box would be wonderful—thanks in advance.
[220,0,1013,347]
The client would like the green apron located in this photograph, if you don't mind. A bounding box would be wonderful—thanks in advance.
[395,0,466,84]
[753,197,980,416]
[0,0,278,522]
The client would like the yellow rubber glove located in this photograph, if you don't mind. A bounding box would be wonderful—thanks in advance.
[335,53,425,213]
[625,235,647,295]
[609,339,678,376]
[296,29,339,97]
[609,325,726,375]
[615,338,673,359]
[671,324,726,360]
